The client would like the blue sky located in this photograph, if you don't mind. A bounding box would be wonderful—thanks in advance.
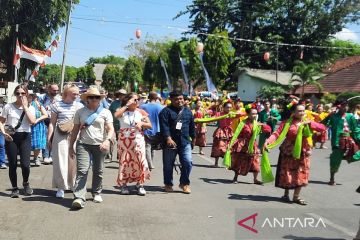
[48,0,360,67]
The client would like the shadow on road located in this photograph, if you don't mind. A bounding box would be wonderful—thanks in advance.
[308,180,342,186]
[228,194,284,203]
[193,163,217,168]
[21,188,72,208]
[282,235,346,240]
[354,203,360,206]
[200,177,252,185]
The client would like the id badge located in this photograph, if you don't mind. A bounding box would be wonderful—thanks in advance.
[176,122,182,130]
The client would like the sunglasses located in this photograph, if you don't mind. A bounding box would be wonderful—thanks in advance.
[134,99,139,102]
[88,96,101,100]
[15,92,26,96]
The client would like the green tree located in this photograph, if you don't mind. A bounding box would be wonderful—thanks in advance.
[203,29,234,88]
[143,54,162,91]
[257,85,287,101]
[122,56,143,92]
[76,65,95,85]
[177,0,360,71]
[37,64,61,85]
[167,41,183,90]
[0,0,79,80]
[290,61,323,98]
[86,55,126,65]
[183,37,203,89]
[65,66,77,82]
[102,65,123,92]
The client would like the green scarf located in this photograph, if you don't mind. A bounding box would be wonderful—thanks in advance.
[194,112,236,123]
[223,118,262,168]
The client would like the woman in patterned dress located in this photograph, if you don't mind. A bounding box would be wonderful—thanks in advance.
[193,100,207,155]
[264,103,326,205]
[231,106,271,184]
[211,102,244,167]
[115,93,152,196]
[28,91,48,166]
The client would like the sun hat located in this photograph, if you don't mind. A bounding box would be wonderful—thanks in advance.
[80,88,105,102]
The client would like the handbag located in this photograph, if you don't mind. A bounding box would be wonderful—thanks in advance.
[57,120,74,135]
[144,133,164,151]
[5,110,26,137]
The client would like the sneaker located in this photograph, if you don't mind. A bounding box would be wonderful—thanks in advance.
[93,194,103,203]
[0,164,7,169]
[56,189,64,198]
[137,185,146,196]
[10,188,20,198]
[72,198,85,209]
[164,185,173,192]
[179,184,191,194]
[34,157,42,167]
[43,157,53,165]
[23,182,33,196]
[120,186,130,195]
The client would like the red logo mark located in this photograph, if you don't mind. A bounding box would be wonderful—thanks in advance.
[237,213,258,234]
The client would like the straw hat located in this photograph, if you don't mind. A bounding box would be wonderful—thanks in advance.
[80,88,105,102]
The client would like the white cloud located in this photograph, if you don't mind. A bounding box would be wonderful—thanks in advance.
[334,28,359,42]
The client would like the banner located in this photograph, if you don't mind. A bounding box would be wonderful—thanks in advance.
[179,55,190,95]
[199,52,217,96]
[160,58,172,92]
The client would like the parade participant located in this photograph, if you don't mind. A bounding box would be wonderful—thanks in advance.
[38,83,61,164]
[115,93,152,196]
[140,92,164,170]
[230,104,271,184]
[0,96,6,169]
[231,98,246,131]
[323,99,360,186]
[255,97,264,112]
[48,84,82,198]
[264,102,326,205]
[210,102,245,167]
[193,100,207,155]
[159,91,195,194]
[258,100,281,150]
[313,104,329,149]
[0,84,36,198]
[69,88,114,209]
[29,91,48,166]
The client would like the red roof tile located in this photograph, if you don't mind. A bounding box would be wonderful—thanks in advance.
[323,56,360,74]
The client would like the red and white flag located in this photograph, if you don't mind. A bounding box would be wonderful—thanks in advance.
[20,44,47,64]
[13,39,21,69]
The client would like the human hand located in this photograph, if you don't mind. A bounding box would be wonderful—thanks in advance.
[100,140,110,152]
[4,133,13,142]
[166,137,177,148]
[135,122,142,131]
[21,96,28,107]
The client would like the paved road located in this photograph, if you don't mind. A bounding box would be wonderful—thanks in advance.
[0,126,359,240]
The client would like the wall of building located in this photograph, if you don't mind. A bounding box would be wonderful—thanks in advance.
[237,73,274,102]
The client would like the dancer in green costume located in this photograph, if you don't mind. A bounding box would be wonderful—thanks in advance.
[258,100,281,151]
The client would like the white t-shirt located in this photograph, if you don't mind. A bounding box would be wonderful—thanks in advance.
[119,110,147,138]
[51,100,83,124]
[1,103,35,133]
[74,107,113,145]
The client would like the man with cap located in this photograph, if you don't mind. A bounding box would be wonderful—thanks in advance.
[159,91,195,194]
[323,98,360,185]
[107,89,127,163]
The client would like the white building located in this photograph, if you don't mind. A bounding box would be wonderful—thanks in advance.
[236,68,293,102]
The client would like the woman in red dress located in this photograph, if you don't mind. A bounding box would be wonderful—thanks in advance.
[231,106,271,184]
[193,100,207,155]
[211,102,242,167]
[264,104,326,205]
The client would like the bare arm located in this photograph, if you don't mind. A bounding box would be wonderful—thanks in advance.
[139,116,152,130]
[47,112,58,148]
[35,105,49,124]
[69,123,81,149]
[114,106,128,118]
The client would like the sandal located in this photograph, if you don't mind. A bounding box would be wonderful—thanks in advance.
[280,195,291,203]
[293,198,307,205]
[199,151,205,155]
[253,180,263,185]
[328,181,336,186]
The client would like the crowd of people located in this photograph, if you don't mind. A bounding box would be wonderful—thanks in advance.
[0,83,359,211]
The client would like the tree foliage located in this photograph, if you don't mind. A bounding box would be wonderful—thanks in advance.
[76,65,95,85]
[102,65,123,92]
[122,56,143,92]
[290,61,323,98]
[86,55,126,66]
[0,0,79,80]
[257,85,287,101]
[177,0,360,71]
[143,54,161,91]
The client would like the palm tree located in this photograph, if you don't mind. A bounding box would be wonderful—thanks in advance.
[290,61,323,98]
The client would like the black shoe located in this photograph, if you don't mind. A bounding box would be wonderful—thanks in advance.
[356,185,360,193]
[10,188,20,198]
[23,182,33,196]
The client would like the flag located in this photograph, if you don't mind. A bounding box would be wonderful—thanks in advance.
[13,39,21,69]
[21,44,47,64]
[199,52,217,96]
[179,55,191,95]
[160,58,172,92]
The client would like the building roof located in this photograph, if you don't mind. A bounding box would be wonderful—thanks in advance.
[238,68,293,85]
[295,56,360,94]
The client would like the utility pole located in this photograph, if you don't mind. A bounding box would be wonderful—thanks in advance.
[14,24,19,83]
[60,0,72,92]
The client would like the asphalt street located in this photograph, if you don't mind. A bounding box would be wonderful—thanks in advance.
[0,126,359,240]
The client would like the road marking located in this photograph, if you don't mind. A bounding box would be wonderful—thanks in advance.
[305,212,356,237]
